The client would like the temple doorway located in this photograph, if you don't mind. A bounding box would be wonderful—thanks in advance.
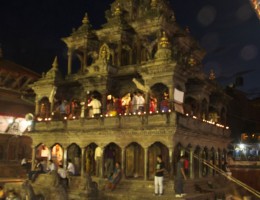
[125,142,144,178]
[85,143,97,176]
[51,144,63,166]
[104,143,121,178]
[148,142,169,179]
[67,143,81,175]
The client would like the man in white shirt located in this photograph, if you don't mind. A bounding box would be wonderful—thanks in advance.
[88,96,102,117]
[47,160,57,172]
[95,146,103,177]
[67,159,75,175]
[136,92,145,112]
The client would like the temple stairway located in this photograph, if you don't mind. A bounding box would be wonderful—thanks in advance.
[68,176,229,200]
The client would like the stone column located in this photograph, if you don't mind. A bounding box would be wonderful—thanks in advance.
[81,147,85,177]
[189,148,194,179]
[101,92,107,115]
[168,85,174,110]
[208,151,213,176]
[31,146,36,170]
[67,49,73,75]
[100,147,104,178]
[198,152,202,178]
[169,147,174,178]
[121,147,125,179]
[48,146,52,161]
[63,147,68,168]
[144,147,148,180]
[35,98,40,116]
[145,92,149,114]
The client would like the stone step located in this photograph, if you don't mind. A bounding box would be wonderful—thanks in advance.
[100,189,215,200]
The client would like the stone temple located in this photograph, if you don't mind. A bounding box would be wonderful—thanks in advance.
[5,0,237,199]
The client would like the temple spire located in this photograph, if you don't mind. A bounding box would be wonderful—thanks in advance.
[52,56,58,69]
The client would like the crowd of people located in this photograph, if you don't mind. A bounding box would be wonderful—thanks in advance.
[45,91,170,120]
[22,158,75,186]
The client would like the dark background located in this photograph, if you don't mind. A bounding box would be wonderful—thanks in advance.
[0,0,259,98]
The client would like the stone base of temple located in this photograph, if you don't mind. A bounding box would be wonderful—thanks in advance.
[1,175,255,200]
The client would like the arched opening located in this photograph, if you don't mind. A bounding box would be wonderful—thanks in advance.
[148,142,169,179]
[184,96,198,116]
[39,97,51,118]
[201,98,208,120]
[150,83,169,112]
[67,143,81,175]
[202,147,208,177]
[173,143,183,176]
[51,143,63,166]
[85,143,97,176]
[104,143,121,178]
[194,146,201,178]
[125,142,144,178]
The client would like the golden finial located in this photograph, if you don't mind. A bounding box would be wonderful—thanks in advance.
[114,3,122,16]
[209,69,216,80]
[82,13,89,24]
[52,56,58,69]
[159,31,170,48]
[188,55,196,66]
[151,0,158,9]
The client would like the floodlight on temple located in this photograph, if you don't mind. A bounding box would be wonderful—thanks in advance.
[250,0,260,19]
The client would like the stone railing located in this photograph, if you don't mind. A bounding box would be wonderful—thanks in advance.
[32,112,230,137]
[178,115,231,137]
[33,112,175,132]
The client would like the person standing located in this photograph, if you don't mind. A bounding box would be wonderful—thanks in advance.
[47,160,57,172]
[67,159,75,176]
[154,155,165,196]
[88,96,101,117]
[94,146,103,177]
[175,156,187,198]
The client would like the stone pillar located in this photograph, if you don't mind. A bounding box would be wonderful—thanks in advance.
[145,92,149,113]
[169,147,174,178]
[63,147,68,168]
[198,152,202,178]
[81,147,85,177]
[144,147,148,180]
[189,148,194,179]
[121,147,125,179]
[100,147,104,178]
[31,146,36,170]
[117,42,122,67]
[208,151,213,176]
[67,49,72,75]
[168,85,174,110]
[101,92,107,115]
[35,98,40,116]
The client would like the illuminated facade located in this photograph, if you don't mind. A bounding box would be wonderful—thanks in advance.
[0,49,40,177]
[250,0,260,19]
[27,0,233,198]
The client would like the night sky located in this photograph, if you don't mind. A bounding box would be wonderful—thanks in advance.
[0,0,259,99]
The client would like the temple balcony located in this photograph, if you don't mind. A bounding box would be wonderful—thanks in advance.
[31,112,230,137]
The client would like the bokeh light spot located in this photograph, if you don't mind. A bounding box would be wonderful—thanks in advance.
[240,45,258,61]
[236,4,253,21]
[197,6,216,26]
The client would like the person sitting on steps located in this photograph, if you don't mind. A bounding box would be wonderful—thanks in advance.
[104,162,122,191]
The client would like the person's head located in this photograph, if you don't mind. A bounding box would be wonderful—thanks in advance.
[180,155,185,161]
[115,162,121,168]
[67,159,72,163]
[49,159,53,163]
[157,155,162,162]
